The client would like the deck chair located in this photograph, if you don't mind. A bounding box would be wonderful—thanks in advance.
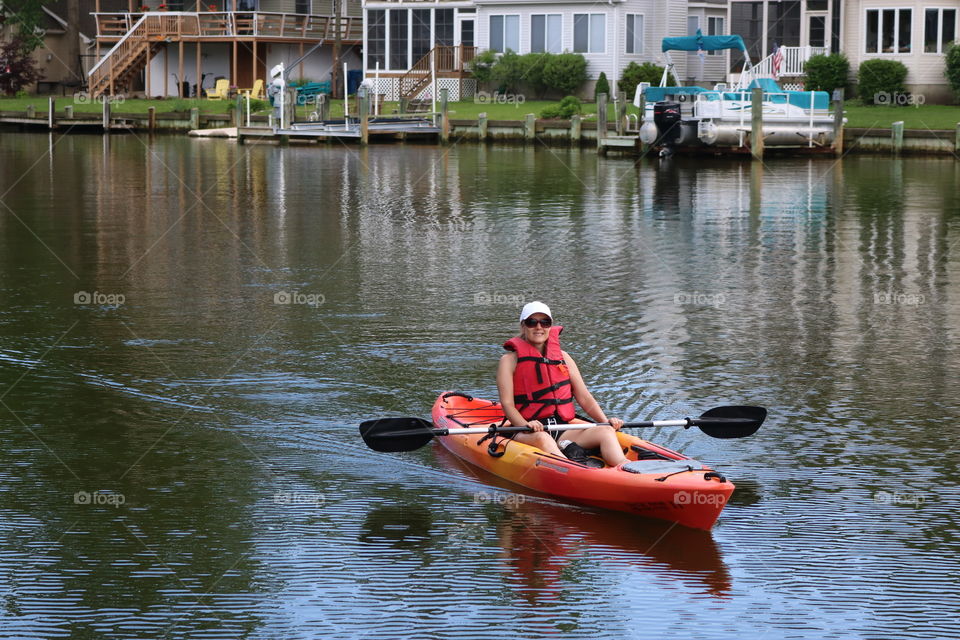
[205,78,230,100]
[243,78,264,100]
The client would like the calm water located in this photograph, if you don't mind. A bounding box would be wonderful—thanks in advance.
[1,132,959,639]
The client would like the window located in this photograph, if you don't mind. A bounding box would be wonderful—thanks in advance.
[574,14,605,53]
[435,9,454,46]
[865,8,912,54]
[367,10,386,69]
[707,17,724,55]
[490,15,519,52]
[412,9,431,64]
[626,14,643,54]
[295,0,310,14]
[731,2,763,66]
[924,8,956,53]
[389,9,408,70]
[461,19,474,48]
[531,14,562,53]
[768,0,801,47]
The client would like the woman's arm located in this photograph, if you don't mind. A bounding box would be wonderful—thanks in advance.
[564,351,622,428]
[497,352,544,430]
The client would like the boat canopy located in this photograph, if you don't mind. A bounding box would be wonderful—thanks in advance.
[661,30,747,53]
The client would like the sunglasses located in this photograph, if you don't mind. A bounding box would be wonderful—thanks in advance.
[522,317,553,328]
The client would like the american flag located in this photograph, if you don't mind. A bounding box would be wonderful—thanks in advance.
[772,43,784,80]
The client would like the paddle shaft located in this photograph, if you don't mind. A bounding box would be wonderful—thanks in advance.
[433,419,691,437]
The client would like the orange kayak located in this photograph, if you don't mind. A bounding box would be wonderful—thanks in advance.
[431,392,735,530]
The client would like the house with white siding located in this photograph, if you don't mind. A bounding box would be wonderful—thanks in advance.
[729,0,959,102]
[361,0,720,101]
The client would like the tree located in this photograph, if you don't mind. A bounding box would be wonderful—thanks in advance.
[1,0,49,53]
[946,42,960,102]
[542,53,587,96]
[0,36,41,95]
[594,71,610,99]
[618,62,665,100]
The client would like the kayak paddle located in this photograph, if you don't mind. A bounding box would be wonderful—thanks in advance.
[359,405,766,453]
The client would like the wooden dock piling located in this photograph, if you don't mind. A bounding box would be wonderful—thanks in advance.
[478,113,488,141]
[891,121,904,154]
[597,93,608,151]
[751,88,763,160]
[440,88,449,143]
[832,88,845,156]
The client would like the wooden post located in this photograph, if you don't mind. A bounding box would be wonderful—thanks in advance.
[163,46,168,97]
[196,42,202,97]
[751,87,763,160]
[234,94,242,126]
[102,98,110,131]
[399,97,409,114]
[891,121,904,154]
[232,41,237,90]
[48,97,56,129]
[252,40,258,88]
[178,40,185,97]
[524,113,535,141]
[616,91,626,136]
[145,46,152,97]
[639,93,648,155]
[64,105,73,119]
[478,112,488,141]
[148,106,156,131]
[832,88,844,156]
[319,94,329,121]
[359,91,369,145]
[596,92,607,148]
[190,107,199,130]
[440,87,449,143]
[955,122,960,154]
[26,104,36,118]
[570,114,581,144]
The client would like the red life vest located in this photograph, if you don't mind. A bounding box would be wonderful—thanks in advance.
[503,326,576,422]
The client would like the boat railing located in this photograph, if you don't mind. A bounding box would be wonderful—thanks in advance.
[693,91,830,121]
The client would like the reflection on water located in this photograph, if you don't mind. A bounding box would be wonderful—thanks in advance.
[1,133,959,638]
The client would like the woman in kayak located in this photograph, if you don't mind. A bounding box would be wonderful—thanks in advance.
[497,301,629,467]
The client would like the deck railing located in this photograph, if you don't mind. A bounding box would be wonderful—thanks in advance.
[398,45,476,99]
[93,11,362,41]
[735,45,828,89]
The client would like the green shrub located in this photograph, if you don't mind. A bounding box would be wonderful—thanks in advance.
[857,58,908,105]
[540,95,582,119]
[804,53,850,93]
[469,49,498,85]
[248,98,269,113]
[617,62,665,99]
[594,71,610,99]
[542,53,587,95]
[169,99,191,112]
[519,52,550,98]
[946,42,960,101]
[491,50,525,93]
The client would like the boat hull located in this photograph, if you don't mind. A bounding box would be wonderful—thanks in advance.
[432,392,735,530]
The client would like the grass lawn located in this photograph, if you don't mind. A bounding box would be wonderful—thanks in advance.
[0,96,238,114]
[841,103,960,130]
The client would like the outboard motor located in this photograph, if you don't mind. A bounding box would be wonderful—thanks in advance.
[653,101,682,148]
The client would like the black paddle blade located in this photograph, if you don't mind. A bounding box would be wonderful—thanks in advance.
[359,417,437,452]
[694,406,767,439]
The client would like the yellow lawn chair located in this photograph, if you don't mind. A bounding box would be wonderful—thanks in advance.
[205,78,230,100]
[242,78,265,100]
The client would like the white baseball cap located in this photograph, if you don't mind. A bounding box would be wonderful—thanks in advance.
[519,301,553,323]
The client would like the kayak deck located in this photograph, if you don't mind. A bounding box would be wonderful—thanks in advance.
[432,392,735,530]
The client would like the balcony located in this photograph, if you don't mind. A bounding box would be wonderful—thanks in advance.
[93,11,362,42]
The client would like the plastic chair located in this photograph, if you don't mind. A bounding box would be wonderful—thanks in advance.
[205,78,230,100]
[242,79,264,100]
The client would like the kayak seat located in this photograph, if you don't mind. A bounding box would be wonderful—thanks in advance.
[622,459,705,475]
[562,442,605,469]
[631,445,671,461]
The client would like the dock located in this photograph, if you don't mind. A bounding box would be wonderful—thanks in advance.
[238,117,441,144]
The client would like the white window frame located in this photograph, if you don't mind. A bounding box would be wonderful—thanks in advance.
[864,7,913,55]
[531,13,563,54]
[489,14,520,53]
[573,13,606,54]
[625,14,643,55]
[923,7,957,54]
[707,16,725,55]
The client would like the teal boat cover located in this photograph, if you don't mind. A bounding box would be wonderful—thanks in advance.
[662,30,747,53]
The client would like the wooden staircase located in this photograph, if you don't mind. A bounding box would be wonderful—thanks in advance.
[88,15,164,97]
[398,45,476,100]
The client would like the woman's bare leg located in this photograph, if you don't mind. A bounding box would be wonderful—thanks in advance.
[567,425,629,466]
[513,431,565,457]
